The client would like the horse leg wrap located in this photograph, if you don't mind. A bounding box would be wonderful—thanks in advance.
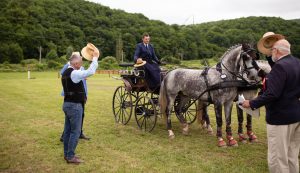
[201,120,207,129]
[238,133,247,143]
[217,137,227,147]
[247,131,257,142]
[168,130,175,139]
[226,135,238,147]
[182,123,189,135]
[207,125,213,135]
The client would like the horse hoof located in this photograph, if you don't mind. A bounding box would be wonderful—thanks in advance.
[169,134,175,139]
[206,126,213,135]
[249,137,258,143]
[238,134,247,143]
[228,141,239,147]
[201,122,208,129]
[182,130,189,136]
[227,136,238,147]
[182,124,189,135]
[240,139,247,144]
[247,131,258,142]
[207,130,213,135]
[217,138,227,147]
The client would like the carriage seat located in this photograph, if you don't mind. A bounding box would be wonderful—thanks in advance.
[118,63,167,94]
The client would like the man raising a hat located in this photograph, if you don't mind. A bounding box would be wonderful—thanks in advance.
[133,33,161,92]
[59,52,90,143]
[242,34,300,173]
[61,44,99,164]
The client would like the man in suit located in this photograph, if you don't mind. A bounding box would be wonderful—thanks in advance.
[242,38,300,173]
[133,33,161,92]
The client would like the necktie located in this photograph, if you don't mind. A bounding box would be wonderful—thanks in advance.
[146,44,151,55]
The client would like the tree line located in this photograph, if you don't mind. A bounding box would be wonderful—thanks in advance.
[0,0,299,64]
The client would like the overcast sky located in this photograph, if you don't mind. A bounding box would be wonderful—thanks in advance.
[88,0,300,25]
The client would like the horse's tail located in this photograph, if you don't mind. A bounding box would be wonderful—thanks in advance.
[159,77,167,119]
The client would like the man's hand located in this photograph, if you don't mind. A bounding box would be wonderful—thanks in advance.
[242,100,251,108]
[136,58,143,64]
[93,49,100,59]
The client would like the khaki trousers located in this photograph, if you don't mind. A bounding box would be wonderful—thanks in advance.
[267,122,300,173]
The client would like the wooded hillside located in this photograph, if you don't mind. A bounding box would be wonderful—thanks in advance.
[0,0,299,63]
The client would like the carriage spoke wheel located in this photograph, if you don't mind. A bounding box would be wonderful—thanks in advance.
[174,98,198,124]
[112,86,132,125]
[135,96,157,132]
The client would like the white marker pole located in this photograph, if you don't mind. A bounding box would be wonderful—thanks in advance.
[28,70,30,79]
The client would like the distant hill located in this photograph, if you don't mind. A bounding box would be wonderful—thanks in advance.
[0,0,299,63]
[291,19,300,24]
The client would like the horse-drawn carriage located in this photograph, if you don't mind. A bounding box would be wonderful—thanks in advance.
[112,43,266,147]
[112,63,198,132]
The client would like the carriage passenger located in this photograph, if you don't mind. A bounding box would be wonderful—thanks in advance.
[133,33,161,92]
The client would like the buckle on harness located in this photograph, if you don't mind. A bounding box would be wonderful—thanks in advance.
[220,74,227,79]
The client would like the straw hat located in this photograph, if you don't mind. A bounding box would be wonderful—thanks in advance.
[257,32,285,55]
[81,43,99,61]
[134,60,147,67]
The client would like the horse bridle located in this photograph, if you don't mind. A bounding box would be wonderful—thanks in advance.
[240,49,260,75]
[221,47,259,83]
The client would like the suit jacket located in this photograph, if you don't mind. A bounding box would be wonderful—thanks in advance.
[250,54,300,125]
[133,43,159,64]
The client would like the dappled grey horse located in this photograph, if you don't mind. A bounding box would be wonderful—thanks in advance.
[198,60,272,142]
[159,44,259,147]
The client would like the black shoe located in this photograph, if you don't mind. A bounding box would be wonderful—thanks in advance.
[79,134,90,140]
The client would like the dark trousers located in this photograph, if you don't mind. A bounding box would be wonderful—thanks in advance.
[61,103,85,138]
[144,63,161,90]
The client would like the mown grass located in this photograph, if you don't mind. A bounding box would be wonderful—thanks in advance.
[0,72,272,173]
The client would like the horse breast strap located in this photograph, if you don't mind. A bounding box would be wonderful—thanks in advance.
[216,62,227,79]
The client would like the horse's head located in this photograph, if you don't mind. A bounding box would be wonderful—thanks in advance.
[238,43,260,82]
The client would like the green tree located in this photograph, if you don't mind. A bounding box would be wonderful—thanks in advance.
[0,43,10,63]
[46,49,58,60]
[66,46,74,59]
[100,56,118,69]
[9,43,24,63]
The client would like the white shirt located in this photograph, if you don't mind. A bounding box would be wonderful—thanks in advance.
[70,57,98,83]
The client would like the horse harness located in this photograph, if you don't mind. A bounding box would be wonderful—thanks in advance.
[200,48,261,104]
[201,67,255,103]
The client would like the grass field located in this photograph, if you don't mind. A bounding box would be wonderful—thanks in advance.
[0,72,273,172]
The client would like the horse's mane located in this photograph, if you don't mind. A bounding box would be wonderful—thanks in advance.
[219,44,241,61]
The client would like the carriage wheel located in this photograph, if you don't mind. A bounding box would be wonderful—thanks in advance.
[112,86,132,125]
[134,96,157,132]
[174,98,198,124]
